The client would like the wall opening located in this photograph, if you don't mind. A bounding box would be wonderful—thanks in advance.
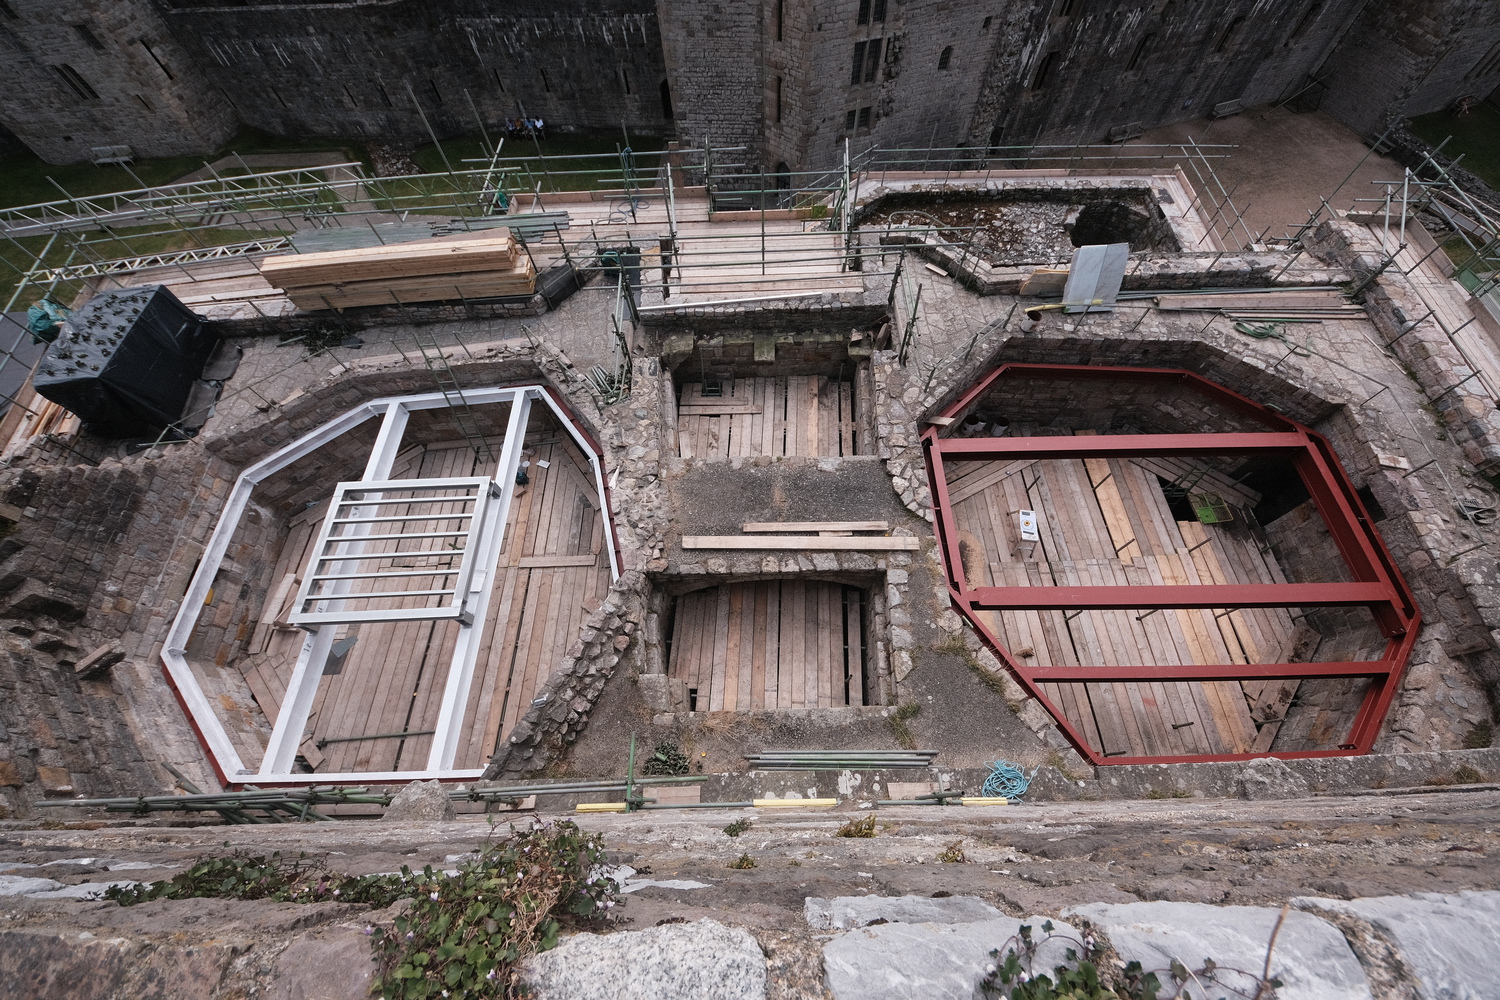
[665,579,874,711]
[939,46,953,71]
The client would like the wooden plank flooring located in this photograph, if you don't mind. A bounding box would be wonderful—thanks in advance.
[946,444,1312,757]
[668,580,867,710]
[228,413,611,773]
[677,377,860,459]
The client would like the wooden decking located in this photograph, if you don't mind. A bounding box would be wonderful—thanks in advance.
[232,414,611,773]
[677,377,861,459]
[667,580,868,711]
[946,443,1337,757]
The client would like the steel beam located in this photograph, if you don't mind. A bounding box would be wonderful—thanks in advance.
[933,432,1306,460]
[968,582,1395,611]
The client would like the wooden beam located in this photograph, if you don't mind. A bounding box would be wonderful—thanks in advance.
[684,535,919,551]
[741,521,890,533]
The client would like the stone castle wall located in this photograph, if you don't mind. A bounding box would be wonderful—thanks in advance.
[0,0,235,164]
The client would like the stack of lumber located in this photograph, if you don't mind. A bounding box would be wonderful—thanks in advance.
[260,234,535,310]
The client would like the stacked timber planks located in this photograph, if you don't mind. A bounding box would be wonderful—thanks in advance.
[260,234,535,310]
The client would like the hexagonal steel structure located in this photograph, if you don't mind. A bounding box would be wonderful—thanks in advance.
[160,384,620,787]
[923,363,1420,765]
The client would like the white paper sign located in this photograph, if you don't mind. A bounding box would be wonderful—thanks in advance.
[1018,509,1039,542]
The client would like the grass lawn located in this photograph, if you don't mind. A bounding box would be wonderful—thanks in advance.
[414,131,668,194]
[1409,102,1500,191]
[0,128,370,211]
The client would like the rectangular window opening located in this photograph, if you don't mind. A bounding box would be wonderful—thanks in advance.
[0,1,17,20]
[540,67,551,93]
[54,64,99,101]
[377,82,393,107]
[74,23,105,51]
[873,0,887,22]
[1031,51,1058,90]
[1058,0,1077,15]
[270,85,289,109]
[858,0,871,25]
[1127,33,1154,71]
[864,37,882,83]
[851,40,867,84]
[1215,16,1244,53]
[621,67,632,94]
[135,93,154,112]
[139,40,174,80]
[428,79,443,105]
[857,106,872,129]
[1468,41,1500,81]
[775,75,783,123]
[343,84,359,108]
[1289,2,1322,42]
[776,0,784,40]
[845,109,857,132]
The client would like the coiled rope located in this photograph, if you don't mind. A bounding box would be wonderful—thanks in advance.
[982,759,1035,800]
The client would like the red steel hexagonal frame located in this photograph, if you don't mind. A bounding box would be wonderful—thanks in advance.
[922,363,1421,765]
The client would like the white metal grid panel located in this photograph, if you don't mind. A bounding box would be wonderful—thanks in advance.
[289,476,497,625]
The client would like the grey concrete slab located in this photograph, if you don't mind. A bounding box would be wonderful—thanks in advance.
[1064,901,1372,1000]
[821,916,1081,1000]
[522,918,766,1000]
[805,894,1004,930]
[1297,891,1500,1000]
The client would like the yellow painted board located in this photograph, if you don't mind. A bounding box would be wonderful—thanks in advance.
[960,797,1009,806]
[752,797,839,808]
[575,802,629,813]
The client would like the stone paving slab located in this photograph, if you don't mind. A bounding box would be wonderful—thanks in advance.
[522,918,766,1000]
[1064,901,1372,1000]
[821,916,1080,1000]
[805,893,1004,930]
[1297,891,1500,1000]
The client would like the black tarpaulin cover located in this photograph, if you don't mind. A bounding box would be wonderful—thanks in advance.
[33,285,218,438]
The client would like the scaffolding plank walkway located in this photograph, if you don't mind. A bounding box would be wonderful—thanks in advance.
[677,377,860,459]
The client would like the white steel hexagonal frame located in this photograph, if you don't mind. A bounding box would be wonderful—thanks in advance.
[160,385,620,787]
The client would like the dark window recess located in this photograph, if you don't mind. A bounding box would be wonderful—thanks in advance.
[139,40,174,80]
[0,1,16,19]
[660,78,673,118]
[270,86,289,109]
[1289,2,1322,42]
[858,0,871,25]
[1356,485,1388,522]
[775,161,791,189]
[988,122,1004,151]
[377,82,393,107]
[1469,41,1500,80]
[492,69,506,93]
[851,41,867,84]
[620,68,632,94]
[845,109,857,131]
[776,0,784,40]
[343,85,359,108]
[54,64,98,101]
[135,93,153,112]
[428,79,443,105]
[938,45,953,70]
[1126,33,1154,70]
[982,15,992,30]
[540,68,551,93]
[1057,0,1077,15]
[857,106,872,129]
[873,0,886,22]
[775,75,783,123]
[1215,16,1244,53]
[1031,51,1058,90]
[74,23,105,51]
[864,37,882,82]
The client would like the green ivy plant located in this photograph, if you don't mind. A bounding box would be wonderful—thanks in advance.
[105,820,617,1000]
[980,921,1284,1000]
